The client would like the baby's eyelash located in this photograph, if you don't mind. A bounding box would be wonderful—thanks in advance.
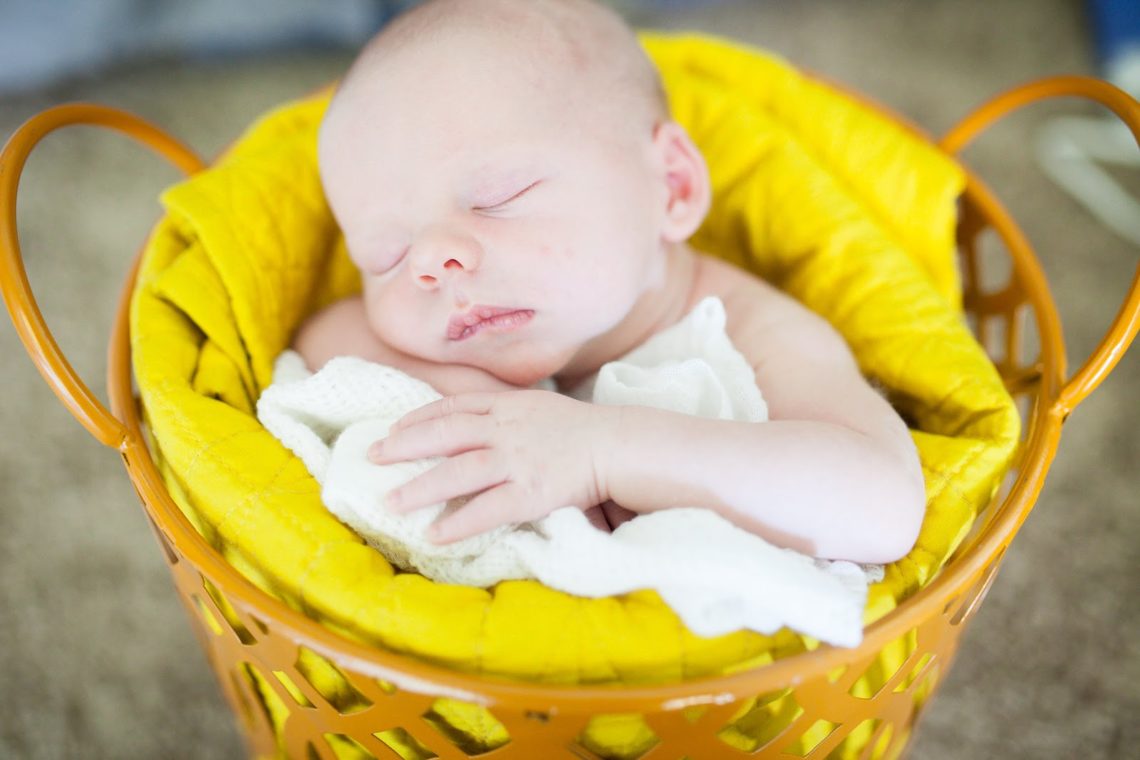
[473,180,541,211]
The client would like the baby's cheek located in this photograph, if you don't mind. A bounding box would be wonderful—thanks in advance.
[365,292,416,348]
[539,243,575,262]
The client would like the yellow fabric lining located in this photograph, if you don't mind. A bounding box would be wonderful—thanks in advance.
[131,34,1019,759]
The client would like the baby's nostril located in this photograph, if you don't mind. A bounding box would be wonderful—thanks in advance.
[443,258,463,271]
[418,274,437,285]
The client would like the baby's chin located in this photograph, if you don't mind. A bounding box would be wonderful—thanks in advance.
[472,348,573,389]
[480,360,562,389]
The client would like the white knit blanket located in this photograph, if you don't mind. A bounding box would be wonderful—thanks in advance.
[257,297,880,646]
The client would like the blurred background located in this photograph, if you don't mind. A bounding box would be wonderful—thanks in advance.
[1,0,1137,758]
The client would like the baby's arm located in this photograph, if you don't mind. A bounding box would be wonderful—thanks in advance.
[367,269,924,560]
[293,296,521,395]
[294,297,618,532]
[600,276,925,564]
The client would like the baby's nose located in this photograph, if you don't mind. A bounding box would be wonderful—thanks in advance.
[408,228,482,289]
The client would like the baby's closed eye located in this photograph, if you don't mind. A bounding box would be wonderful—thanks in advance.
[472,179,542,212]
[352,234,410,275]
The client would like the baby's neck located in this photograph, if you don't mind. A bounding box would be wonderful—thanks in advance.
[554,243,700,393]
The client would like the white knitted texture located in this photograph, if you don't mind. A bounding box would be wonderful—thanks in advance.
[257,297,881,646]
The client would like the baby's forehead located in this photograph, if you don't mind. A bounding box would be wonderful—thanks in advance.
[330,0,661,122]
[327,61,578,161]
[347,20,591,103]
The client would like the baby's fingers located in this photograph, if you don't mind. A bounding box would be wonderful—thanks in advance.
[428,482,526,544]
[370,411,490,462]
[386,449,507,515]
[393,393,498,431]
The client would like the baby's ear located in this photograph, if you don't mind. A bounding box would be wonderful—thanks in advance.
[652,121,711,242]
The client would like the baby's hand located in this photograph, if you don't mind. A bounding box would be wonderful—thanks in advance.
[368,391,617,543]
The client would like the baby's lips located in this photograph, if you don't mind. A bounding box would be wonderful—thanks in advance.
[446,304,530,340]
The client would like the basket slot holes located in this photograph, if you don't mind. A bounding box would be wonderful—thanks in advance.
[374,728,439,760]
[237,661,285,738]
[952,467,1020,561]
[846,629,919,700]
[143,512,180,565]
[1014,393,1035,441]
[781,718,840,757]
[201,576,256,645]
[973,227,1015,299]
[322,733,383,759]
[991,304,1042,390]
[575,714,659,760]
[295,646,374,715]
[910,666,942,713]
[956,217,982,296]
[229,666,257,730]
[273,670,315,709]
[856,720,894,760]
[1016,303,1041,370]
[991,463,1022,514]
[950,551,1005,626]
[1003,364,1045,400]
[890,653,935,694]
[421,701,511,756]
[981,314,1010,366]
[942,595,961,615]
[1001,304,1045,401]
[633,702,748,759]
[716,689,804,753]
[1005,303,1025,369]
[189,593,224,636]
[964,309,979,339]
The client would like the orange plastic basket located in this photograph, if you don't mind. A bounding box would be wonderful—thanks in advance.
[2,76,1139,760]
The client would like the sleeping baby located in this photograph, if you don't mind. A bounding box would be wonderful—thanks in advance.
[292,0,925,566]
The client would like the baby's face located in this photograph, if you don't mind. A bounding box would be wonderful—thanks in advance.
[319,33,669,386]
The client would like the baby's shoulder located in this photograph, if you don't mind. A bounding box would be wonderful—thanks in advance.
[688,253,755,301]
[688,253,785,325]
[293,296,381,369]
[688,252,847,362]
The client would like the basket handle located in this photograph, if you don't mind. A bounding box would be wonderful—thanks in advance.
[0,104,205,449]
[940,75,1140,419]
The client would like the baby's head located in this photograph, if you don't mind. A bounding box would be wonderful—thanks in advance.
[319,0,710,385]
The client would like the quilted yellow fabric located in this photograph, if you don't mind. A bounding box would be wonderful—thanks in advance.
[131,34,1019,758]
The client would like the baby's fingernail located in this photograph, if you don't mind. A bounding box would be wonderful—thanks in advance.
[427,523,444,542]
[368,440,385,460]
[384,490,401,510]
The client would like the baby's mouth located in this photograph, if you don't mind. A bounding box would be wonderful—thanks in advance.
[447,306,534,341]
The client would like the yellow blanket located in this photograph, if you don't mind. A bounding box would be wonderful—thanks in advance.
[131,33,1019,758]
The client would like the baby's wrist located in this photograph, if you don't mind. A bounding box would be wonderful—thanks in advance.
[587,403,624,505]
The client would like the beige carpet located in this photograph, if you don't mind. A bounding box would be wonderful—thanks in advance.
[1,1,1136,757]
